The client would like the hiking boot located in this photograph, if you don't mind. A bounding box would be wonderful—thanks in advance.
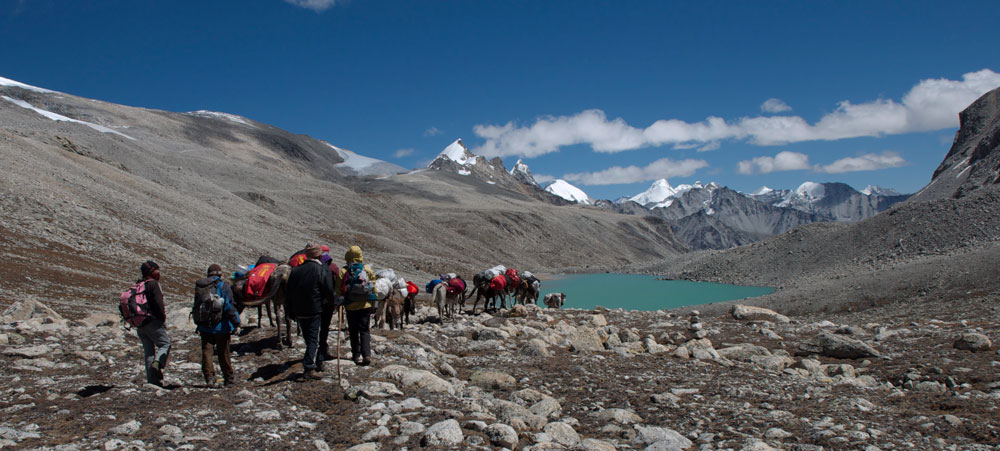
[302,369,321,380]
[353,356,363,366]
[361,357,371,367]
[315,362,325,373]
[150,361,163,382]
[223,379,238,387]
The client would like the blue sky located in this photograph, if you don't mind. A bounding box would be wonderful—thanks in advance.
[2,0,999,200]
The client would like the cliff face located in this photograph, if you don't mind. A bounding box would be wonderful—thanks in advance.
[910,87,1000,203]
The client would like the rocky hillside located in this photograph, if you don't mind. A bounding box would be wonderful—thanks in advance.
[0,80,686,317]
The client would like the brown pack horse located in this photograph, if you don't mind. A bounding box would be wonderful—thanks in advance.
[231,264,294,349]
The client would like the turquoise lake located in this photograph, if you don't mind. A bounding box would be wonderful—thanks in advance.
[537,273,774,311]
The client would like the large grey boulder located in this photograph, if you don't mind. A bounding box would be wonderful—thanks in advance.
[373,365,455,394]
[633,425,692,449]
[485,423,518,448]
[470,370,517,390]
[528,397,562,419]
[522,338,551,357]
[731,304,790,323]
[421,419,463,447]
[569,327,604,352]
[1,300,63,323]
[543,422,580,447]
[800,331,881,359]
[716,344,772,362]
[954,333,992,352]
[595,408,643,424]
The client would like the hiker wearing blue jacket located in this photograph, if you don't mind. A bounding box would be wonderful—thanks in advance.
[193,264,241,387]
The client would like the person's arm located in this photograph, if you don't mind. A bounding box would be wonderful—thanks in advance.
[146,280,166,321]
[320,265,335,303]
[222,282,240,327]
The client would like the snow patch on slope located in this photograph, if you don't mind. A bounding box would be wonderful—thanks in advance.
[2,95,135,140]
[0,76,54,93]
[186,110,252,126]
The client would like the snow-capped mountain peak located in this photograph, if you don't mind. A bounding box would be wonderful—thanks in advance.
[861,185,901,196]
[436,139,475,166]
[794,181,826,200]
[753,186,775,196]
[629,179,717,208]
[545,180,591,205]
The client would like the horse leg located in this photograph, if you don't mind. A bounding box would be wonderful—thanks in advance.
[266,300,276,328]
[273,302,284,350]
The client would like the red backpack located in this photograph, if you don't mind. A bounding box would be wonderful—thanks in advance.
[119,281,152,327]
[505,268,521,288]
[245,263,277,301]
[490,275,506,292]
[406,281,418,295]
[447,277,466,295]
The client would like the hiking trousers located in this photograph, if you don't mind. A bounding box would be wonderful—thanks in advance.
[136,319,170,385]
[319,302,335,359]
[297,315,323,370]
[199,332,234,384]
[346,307,373,360]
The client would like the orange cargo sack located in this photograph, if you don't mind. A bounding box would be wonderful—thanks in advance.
[245,263,277,301]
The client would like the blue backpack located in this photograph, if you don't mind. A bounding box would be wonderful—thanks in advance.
[344,262,374,302]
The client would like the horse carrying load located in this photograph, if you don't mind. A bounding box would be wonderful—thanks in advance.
[231,256,294,348]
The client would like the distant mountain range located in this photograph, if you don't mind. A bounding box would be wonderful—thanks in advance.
[428,141,911,250]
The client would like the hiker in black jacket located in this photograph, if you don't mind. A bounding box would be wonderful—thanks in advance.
[285,243,336,380]
[136,260,170,386]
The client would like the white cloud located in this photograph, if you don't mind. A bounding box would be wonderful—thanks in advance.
[474,109,645,158]
[285,0,340,12]
[424,127,443,137]
[533,173,556,184]
[697,141,721,152]
[562,158,708,186]
[761,98,792,113]
[737,151,811,174]
[815,151,907,173]
[472,69,1000,157]
[393,148,415,158]
[739,150,907,174]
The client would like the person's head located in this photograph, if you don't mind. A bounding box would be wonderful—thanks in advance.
[304,242,323,260]
[345,245,363,264]
[207,264,223,278]
[140,260,160,280]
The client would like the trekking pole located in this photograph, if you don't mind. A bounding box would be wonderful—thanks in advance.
[336,305,342,383]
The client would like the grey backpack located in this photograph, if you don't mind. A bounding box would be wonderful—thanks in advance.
[193,278,225,327]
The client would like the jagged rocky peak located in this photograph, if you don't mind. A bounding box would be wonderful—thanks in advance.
[509,159,538,186]
[910,87,1000,202]
[428,139,507,174]
[545,179,592,205]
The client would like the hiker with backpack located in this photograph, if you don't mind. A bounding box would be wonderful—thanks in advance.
[192,264,241,387]
[120,260,170,387]
[285,243,336,380]
[339,245,377,366]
